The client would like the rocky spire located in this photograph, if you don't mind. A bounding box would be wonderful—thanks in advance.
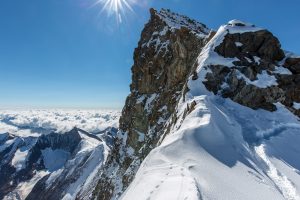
[93,8,211,200]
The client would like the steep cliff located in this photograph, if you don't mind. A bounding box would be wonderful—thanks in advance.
[93,8,211,200]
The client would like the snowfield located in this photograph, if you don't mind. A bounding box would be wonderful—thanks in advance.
[122,96,300,200]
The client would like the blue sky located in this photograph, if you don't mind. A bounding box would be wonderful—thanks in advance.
[0,0,299,109]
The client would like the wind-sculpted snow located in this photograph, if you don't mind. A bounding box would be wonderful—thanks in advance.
[122,91,300,200]
[0,109,120,136]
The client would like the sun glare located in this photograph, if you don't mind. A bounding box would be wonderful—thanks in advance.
[94,0,134,23]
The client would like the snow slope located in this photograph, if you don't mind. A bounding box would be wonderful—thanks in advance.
[121,21,300,200]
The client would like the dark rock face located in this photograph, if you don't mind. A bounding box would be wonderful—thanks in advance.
[35,128,82,152]
[93,8,211,200]
[203,28,300,116]
[284,57,300,74]
[215,30,285,61]
[120,9,209,150]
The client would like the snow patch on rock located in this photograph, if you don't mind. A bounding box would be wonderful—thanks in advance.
[293,102,300,110]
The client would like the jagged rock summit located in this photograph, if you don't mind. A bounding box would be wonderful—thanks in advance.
[94,8,300,200]
[93,8,212,200]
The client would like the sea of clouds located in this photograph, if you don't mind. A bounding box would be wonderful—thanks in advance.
[0,109,121,137]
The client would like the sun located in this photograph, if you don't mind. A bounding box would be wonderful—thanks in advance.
[94,0,134,23]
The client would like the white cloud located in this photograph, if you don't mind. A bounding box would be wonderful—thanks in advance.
[0,109,121,137]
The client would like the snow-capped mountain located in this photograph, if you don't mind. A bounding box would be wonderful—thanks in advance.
[1,8,300,200]
[0,110,120,200]
[93,8,300,200]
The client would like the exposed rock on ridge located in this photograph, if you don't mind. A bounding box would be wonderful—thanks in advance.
[202,21,300,116]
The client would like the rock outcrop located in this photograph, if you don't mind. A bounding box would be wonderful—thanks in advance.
[202,21,300,117]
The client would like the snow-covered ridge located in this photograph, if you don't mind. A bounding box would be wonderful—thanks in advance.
[155,8,210,35]
[206,19,264,51]
[225,19,264,33]
[121,15,300,200]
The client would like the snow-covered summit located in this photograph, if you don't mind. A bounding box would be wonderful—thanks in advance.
[152,8,210,35]
[228,19,254,27]
[223,19,264,34]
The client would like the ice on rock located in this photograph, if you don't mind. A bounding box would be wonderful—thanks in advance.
[235,42,243,47]
[225,19,264,34]
[293,102,300,110]
[228,19,254,27]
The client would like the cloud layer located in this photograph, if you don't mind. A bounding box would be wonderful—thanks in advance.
[0,109,121,137]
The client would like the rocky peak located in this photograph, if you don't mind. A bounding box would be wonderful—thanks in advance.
[152,8,210,35]
[94,8,211,200]
[215,25,284,61]
[132,8,211,94]
[36,127,82,153]
[284,56,300,74]
[200,20,300,116]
